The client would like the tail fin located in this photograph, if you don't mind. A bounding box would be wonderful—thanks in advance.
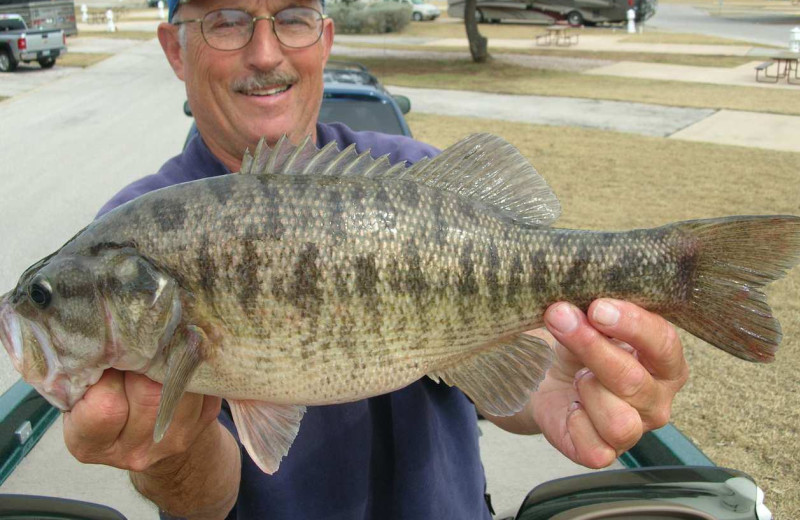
[666,215,800,362]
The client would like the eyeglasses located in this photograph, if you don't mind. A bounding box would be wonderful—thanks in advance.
[173,7,328,51]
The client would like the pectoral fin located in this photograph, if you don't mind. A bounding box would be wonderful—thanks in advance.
[153,325,206,442]
[229,400,306,474]
[428,334,553,417]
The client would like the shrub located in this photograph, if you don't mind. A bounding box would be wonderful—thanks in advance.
[327,2,412,34]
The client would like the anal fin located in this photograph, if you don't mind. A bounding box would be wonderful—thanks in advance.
[428,334,553,417]
[229,400,306,474]
[153,325,206,442]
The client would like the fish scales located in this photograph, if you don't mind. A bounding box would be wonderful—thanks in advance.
[3,133,799,474]
[71,173,686,404]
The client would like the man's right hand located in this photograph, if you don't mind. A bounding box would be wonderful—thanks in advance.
[62,369,241,519]
[63,369,221,472]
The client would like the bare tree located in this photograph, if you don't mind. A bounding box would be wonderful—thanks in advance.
[464,0,489,62]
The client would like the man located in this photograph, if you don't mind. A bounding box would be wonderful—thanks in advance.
[63,0,690,517]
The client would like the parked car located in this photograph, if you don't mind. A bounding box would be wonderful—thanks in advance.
[0,13,66,72]
[184,60,413,147]
[385,0,441,21]
[320,61,413,136]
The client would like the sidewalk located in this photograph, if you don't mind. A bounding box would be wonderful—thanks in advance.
[584,59,800,90]
[386,85,716,137]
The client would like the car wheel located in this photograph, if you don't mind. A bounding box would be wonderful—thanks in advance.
[0,48,17,72]
[475,8,485,23]
[38,57,56,69]
[566,11,584,26]
[413,12,422,21]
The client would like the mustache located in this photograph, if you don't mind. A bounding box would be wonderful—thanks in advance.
[232,71,299,92]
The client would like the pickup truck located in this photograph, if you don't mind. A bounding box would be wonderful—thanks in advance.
[0,14,66,72]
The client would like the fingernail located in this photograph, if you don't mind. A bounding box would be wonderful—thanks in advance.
[593,300,620,327]
[548,303,579,334]
[573,367,591,389]
[568,401,582,413]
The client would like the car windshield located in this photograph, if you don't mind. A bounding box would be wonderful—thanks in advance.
[319,98,405,136]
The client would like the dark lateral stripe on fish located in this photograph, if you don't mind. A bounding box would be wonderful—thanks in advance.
[458,240,479,297]
[288,242,323,319]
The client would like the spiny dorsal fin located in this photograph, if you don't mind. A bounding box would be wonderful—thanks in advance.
[239,133,560,226]
[240,136,400,179]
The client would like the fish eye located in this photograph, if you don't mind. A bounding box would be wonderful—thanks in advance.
[28,279,52,309]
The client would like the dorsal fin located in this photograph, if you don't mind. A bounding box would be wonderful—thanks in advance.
[398,134,561,226]
[239,133,561,226]
[240,136,398,178]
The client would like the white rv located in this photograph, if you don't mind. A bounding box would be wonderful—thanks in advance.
[447,0,656,26]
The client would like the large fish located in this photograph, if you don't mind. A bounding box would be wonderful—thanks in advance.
[1,134,799,474]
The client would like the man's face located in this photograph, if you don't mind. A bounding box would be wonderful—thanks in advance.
[158,0,333,170]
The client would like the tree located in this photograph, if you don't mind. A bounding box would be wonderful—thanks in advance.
[464,0,489,62]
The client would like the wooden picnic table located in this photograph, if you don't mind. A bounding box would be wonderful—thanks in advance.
[535,25,578,47]
[755,51,800,85]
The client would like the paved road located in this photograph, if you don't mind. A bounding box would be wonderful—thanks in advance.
[649,3,800,47]
[0,38,192,393]
[389,86,715,137]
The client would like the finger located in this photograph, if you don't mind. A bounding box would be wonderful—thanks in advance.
[63,369,129,459]
[122,374,217,448]
[587,299,688,384]
[116,375,212,468]
[565,401,617,469]
[199,395,223,425]
[116,372,167,445]
[544,302,656,408]
[158,391,214,448]
[575,372,645,452]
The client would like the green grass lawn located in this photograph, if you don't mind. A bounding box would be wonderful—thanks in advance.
[331,54,800,116]
[70,30,156,41]
[58,53,113,68]
[338,42,757,67]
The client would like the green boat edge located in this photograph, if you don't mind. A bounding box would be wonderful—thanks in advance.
[0,378,713,486]
[0,380,60,485]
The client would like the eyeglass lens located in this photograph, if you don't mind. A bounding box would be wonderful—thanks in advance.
[201,8,323,50]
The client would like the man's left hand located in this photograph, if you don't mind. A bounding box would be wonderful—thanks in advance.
[533,298,690,468]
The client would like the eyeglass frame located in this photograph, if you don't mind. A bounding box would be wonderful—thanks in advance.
[172,6,329,51]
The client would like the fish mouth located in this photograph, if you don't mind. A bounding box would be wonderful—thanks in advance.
[0,302,24,373]
[0,302,75,410]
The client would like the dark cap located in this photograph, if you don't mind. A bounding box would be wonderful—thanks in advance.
[167,0,186,22]
[168,0,325,22]
[167,0,188,22]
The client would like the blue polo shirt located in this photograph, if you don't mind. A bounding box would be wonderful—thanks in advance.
[99,123,492,520]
